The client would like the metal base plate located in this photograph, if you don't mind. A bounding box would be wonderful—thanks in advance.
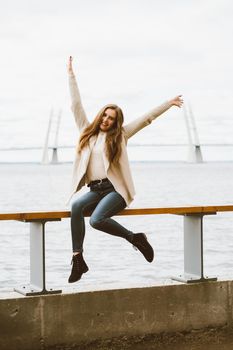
[172,274,217,284]
[14,285,62,296]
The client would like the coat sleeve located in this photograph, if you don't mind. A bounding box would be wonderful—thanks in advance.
[68,73,90,131]
[123,101,172,139]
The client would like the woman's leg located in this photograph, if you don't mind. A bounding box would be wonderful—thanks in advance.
[71,191,100,253]
[69,191,102,283]
[89,191,134,242]
[89,191,154,262]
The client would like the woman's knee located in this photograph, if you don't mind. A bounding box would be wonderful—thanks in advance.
[89,215,104,229]
[71,200,84,216]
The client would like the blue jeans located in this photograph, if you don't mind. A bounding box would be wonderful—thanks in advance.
[71,185,134,252]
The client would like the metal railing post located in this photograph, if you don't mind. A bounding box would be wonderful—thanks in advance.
[14,219,62,296]
[172,213,217,283]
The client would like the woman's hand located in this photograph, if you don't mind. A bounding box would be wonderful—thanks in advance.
[169,95,183,108]
[67,56,74,74]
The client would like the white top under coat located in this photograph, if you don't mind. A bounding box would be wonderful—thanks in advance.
[86,131,106,183]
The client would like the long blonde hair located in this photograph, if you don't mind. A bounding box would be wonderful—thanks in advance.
[77,104,124,164]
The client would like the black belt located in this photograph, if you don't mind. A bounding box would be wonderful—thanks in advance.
[87,178,110,187]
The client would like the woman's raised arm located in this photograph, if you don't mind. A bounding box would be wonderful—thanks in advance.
[124,95,183,139]
[68,56,89,131]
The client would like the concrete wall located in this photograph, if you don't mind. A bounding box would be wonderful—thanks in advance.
[0,280,233,350]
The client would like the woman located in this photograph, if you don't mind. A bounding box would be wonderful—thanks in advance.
[67,56,183,283]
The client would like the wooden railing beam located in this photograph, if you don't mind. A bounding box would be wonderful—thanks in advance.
[1,205,233,222]
[1,204,233,296]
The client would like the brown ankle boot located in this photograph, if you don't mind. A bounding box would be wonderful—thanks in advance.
[68,253,89,283]
[131,233,154,262]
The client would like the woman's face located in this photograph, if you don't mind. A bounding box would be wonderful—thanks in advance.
[99,108,117,132]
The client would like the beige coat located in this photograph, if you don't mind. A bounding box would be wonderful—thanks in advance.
[68,73,172,206]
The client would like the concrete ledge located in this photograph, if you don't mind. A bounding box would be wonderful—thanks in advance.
[0,280,233,350]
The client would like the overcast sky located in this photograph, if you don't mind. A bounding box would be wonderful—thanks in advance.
[0,0,233,146]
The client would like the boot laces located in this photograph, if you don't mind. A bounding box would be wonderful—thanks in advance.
[71,255,81,270]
